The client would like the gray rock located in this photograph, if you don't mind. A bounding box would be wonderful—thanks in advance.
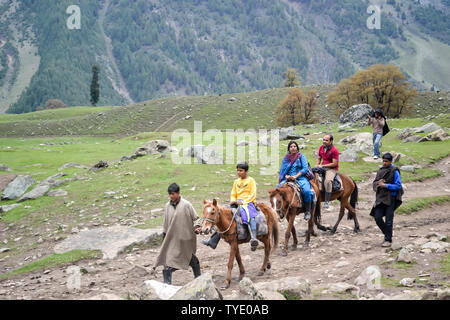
[58,163,89,171]
[170,273,222,300]
[18,183,51,202]
[326,282,360,297]
[418,129,449,142]
[399,278,415,287]
[339,104,373,123]
[339,132,373,155]
[238,277,265,300]
[0,204,21,213]
[354,265,381,289]
[403,135,422,143]
[255,276,311,300]
[396,128,413,140]
[143,280,181,300]
[47,189,68,197]
[0,248,10,253]
[0,164,11,171]
[397,248,413,263]
[340,149,359,162]
[135,140,173,157]
[414,122,441,133]
[54,226,163,259]
[187,145,224,164]
[2,175,35,200]
[400,165,415,173]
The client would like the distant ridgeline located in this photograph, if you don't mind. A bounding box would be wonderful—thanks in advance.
[2,0,449,114]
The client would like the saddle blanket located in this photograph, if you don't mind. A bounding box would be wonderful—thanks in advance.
[233,207,268,241]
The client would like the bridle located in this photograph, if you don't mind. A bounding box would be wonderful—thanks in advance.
[204,205,235,235]
[272,183,301,221]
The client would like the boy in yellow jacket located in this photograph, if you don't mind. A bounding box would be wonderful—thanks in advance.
[202,162,259,251]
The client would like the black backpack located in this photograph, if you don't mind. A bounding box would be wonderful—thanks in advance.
[382,118,390,136]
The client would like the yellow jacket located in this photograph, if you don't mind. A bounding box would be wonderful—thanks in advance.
[230,176,256,205]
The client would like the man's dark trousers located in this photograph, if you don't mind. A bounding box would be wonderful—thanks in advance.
[373,199,396,243]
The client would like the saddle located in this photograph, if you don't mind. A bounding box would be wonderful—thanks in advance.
[312,168,343,193]
[286,181,310,214]
[232,206,268,241]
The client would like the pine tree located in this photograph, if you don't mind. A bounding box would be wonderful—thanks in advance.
[90,64,100,106]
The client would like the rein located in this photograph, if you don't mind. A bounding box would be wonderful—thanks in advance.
[206,207,235,235]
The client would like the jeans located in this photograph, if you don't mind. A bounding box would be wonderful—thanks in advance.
[373,200,395,242]
[373,133,382,157]
[277,176,314,203]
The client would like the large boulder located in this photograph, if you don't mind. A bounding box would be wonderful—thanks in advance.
[0,164,11,172]
[0,204,21,213]
[340,149,359,162]
[170,273,223,300]
[187,145,224,164]
[418,129,449,142]
[1,175,35,200]
[18,184,51,202]
[279,127,301,140]
[339,132,374,155]
[414,122,441,133]
[134,140,173,157]
[339,104,374,123]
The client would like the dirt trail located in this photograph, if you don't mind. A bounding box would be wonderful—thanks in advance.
[0,158,449,300]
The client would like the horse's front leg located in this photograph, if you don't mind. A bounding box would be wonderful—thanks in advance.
[222,240,237,290]
[282,213,295,256]
[345,201,360,233]
[305,212,315,246]
[234,244,245,280]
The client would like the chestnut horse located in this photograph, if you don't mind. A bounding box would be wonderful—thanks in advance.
[313,172,360,234]
[201,199,279,289]
[268,180,319,256]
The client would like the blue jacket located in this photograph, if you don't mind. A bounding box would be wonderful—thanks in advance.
[385,164,402,196]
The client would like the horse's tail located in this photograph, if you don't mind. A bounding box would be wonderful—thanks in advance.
[348,178,358,220]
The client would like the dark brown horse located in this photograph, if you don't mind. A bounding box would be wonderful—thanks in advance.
[313,172,360,234]
[201,199,279,289]
[268,180,320,256]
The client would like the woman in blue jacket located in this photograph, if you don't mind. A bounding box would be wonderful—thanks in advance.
[277,141,314,220]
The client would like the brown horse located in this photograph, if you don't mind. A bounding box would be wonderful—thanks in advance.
[201,199,279,289]
[313,172,360,234]
[268,180,320,256]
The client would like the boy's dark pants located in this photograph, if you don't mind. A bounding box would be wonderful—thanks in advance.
[163,254,201,284]
[373,199,396,243]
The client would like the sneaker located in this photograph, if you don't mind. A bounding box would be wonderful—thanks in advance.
[381,241,391,247]
[373,155,379,159]
[201,239,210,246]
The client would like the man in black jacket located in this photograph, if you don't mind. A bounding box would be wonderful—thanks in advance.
[370,153,403,247]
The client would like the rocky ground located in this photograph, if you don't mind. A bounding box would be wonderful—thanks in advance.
[0,157,449,300]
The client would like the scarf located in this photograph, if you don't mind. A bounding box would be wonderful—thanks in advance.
[285,152,301,165]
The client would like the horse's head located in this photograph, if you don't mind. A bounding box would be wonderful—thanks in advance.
[202,199,219,235]
[268,188,288,220]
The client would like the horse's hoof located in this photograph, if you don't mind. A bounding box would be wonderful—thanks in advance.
[281,250,287,257]
[291,245,297,251]
[330,229,337,234]
[312,232,318,237]
[221,283,230,290]
[239,274,245,281]
[354,228,360,233]
[267,262,271,269]
[257,271,264,276]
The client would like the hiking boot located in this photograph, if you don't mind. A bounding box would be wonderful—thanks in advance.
[381,241,392,247]
[201,232,220,249]
[162,267,173,285]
